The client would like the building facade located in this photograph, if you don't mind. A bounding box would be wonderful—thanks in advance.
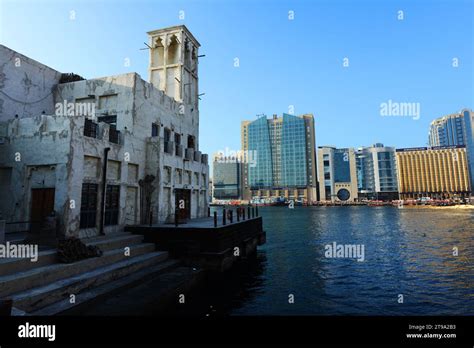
[428,109,474,193]
[212,154,243,200]
[464,109,474,192]
[395,146,471,199]
[429,112,466,147]
[317,147,358,202]
[0,45,63,120]
[0,25,209,239]
[241,113,317,202]
[356,143,398,201]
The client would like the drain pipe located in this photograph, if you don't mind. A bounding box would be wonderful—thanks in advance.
[100,147,111,235]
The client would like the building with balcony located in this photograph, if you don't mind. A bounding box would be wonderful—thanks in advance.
[355,143,399,201]
[0,25,209,239]
[317,147,358,202]
[241,113,317,203]
[395,146,471,199]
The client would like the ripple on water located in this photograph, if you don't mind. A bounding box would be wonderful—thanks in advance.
[227,207,474,316]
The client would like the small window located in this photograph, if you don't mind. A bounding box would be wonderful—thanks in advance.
[80,183,98,229]
[164,128,172,154]
[84,119,98,138]
[98,115,117,126]
[152,123,159,137]
[105,185,120,226]
[164,166,172,185]
[175,169,183,184]
[174,133,182,157]
[164,128,171,142]
[194,172,200,185]
[174,133,181,145]
[187,135,195,149]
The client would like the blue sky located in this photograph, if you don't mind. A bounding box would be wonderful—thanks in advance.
[1,0,472,156]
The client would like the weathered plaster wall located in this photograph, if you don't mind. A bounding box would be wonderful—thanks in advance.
[0,45,62,121]
[0,36,209,238]
[0,115,75,233]
[133,74,208,222]
[56,72,209,236]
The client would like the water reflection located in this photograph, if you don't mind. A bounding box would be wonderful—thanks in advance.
[172,206,474,316]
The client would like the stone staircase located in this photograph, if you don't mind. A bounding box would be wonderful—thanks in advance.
[0,232,180,315]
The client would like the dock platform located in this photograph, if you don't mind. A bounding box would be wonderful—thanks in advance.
[125,216,266,272]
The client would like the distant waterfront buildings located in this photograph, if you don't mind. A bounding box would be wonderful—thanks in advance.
[241,113,317,202]
[395,145,471,199]
[317,147,358,202]
[212,154,244,200]
[355,143,398,201]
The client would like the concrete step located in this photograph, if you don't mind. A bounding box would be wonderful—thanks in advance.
[85,234,144,252]
[12,251,172,313]
[75,265,206,316]
[29,258,180,315]
[0,233,143,277]
[4,231,28,244]
[0,243,155,298]
[0,249,58,277]
[81,232,133,243]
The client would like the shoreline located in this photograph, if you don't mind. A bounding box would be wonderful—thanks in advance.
[211,204,474,209]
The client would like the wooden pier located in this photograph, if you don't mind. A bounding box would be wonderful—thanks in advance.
[125,214,266,273]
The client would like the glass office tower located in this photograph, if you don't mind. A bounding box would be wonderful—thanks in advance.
[242,113,317,202]
[247,116,273,189]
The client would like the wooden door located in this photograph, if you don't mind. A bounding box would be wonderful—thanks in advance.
[175,189,191,221]
[31,188,55,223]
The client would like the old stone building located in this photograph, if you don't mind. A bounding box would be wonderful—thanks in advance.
[0,25,209,239]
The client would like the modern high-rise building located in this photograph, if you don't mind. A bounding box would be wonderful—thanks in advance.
[212,154,243,200]
[428,109,474,194]
[461,109,474,193]
[429,113,466,147]
[241,113,317,202]
[396,146,471,199]
[317,147,358,202]
[356,143,398,201]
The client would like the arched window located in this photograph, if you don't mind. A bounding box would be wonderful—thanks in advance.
[167,35,179,65]
[151,37,164,67]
